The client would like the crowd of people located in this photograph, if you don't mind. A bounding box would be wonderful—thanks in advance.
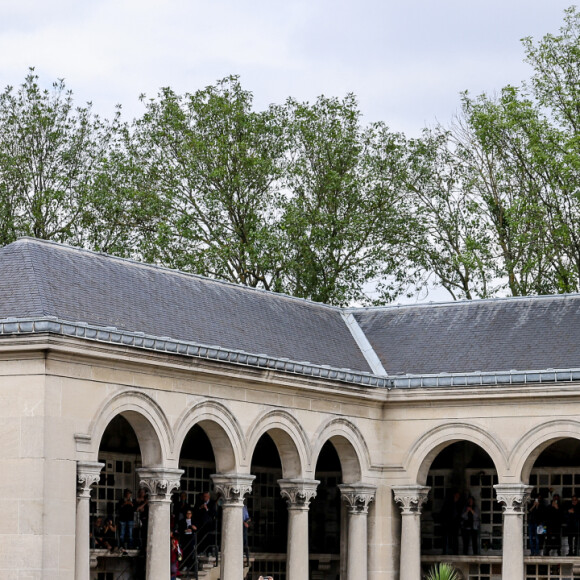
[170,491,217,574]
[527,491,580,556]
[439,489,580,557]
[91,488,149,554]
[169,491,253,579]
[90,486,255,578]
[440,492,481,556]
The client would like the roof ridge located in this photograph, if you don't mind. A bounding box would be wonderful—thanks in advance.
[12,239,580,316]
[345,292,580,313]
[11,237,341,312]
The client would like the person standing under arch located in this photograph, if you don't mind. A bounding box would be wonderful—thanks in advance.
[461,496,480,555]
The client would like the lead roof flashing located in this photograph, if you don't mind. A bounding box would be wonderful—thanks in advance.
[0,316,390,388]
[1,316,579,391]
[341,310,387,376]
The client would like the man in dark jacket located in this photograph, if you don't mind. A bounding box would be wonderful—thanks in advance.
[192,491,217,555]
[566,495,580,555]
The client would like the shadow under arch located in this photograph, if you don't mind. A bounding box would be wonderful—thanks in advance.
[406,422,509,485]
[246,410,311,479]
[87,390,172,466]
[511,419,580,483]
[174,400,243,474]
[311,417,370,484]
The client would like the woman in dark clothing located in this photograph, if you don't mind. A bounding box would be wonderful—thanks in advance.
[103,518,117,550]
[528,494,546,556]
[178,509,197,570]
[118,489,136,549]
[461,496,480,555]
[544,497,563,556]
[442,491,463,555]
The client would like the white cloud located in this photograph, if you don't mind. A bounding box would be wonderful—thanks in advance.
[0,0,575,132]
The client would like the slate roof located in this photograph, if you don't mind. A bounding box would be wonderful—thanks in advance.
[0,238,371,373]
[1,238,580,388]
[352,296,580,375]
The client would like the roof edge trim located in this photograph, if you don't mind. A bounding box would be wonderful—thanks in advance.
[2,316,578,391]
[390,369,580,388]
[341,311,387,376]
[0,316,390,388]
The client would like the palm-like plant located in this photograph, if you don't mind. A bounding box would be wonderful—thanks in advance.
[425,562,459,580]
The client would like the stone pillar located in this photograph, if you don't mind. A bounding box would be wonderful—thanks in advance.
[278,478,319,580]
[494,483,532,580]
[339,483,376,580]
[392,485,430,580]
[212,473,255,580]
[137,467,183,580]
[76,461,104,580]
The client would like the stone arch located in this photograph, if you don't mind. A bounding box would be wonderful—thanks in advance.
[246,410,311,478]
[405,422,509,485]
[511,419,580,483]
[85,390,172,466]
[174,400,243,474]
[312,417,371,484]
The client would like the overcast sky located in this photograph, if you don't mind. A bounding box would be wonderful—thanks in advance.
[1,0,576,137]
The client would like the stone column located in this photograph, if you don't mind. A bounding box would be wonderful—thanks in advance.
[76,461,104,580]
[392,485,430,580]
[212,473,255,580]
[137,467,183,580]
[278,478,319,580]
[494,483,532,580]
[339,483,376,580]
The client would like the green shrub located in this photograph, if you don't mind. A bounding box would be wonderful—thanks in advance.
[425,562,459,580]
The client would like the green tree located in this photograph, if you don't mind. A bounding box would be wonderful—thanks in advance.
[129,76,286,289]
[79,139,167,259]
[413,7,580,298]
[0,71,111,245]
[280,94,412,305]
[0,70,157,257]
[454,91,556,296]
[405,127,495,300]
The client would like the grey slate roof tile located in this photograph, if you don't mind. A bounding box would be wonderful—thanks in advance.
[353,297,580,375]
[0,239,372,373]
[2,238,580,380]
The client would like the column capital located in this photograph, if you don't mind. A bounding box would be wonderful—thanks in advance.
[339,483,376,514]
[77,461,104,499]
[211,473,255,506]
[494,483,533,514]
[136,467,183,500]
[392,485,430,515]
[278,478,319,510]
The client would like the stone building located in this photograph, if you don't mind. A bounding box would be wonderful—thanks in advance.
[2,237,580,580]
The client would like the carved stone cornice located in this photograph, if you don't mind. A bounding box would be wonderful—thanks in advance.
[278,478,319,510]
[494,484,533,515]
[136,467,183,500]
[211,473,255,506]
[339,483,376,515]
[77,461,104,499]
[392,485,430,515]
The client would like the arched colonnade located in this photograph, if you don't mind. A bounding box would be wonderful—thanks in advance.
[394,420,580,580]
[75,391,376,580]
[74,391,580,580]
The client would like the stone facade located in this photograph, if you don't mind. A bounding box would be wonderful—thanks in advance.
[2,239,580,580]
[3,336,580,579]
